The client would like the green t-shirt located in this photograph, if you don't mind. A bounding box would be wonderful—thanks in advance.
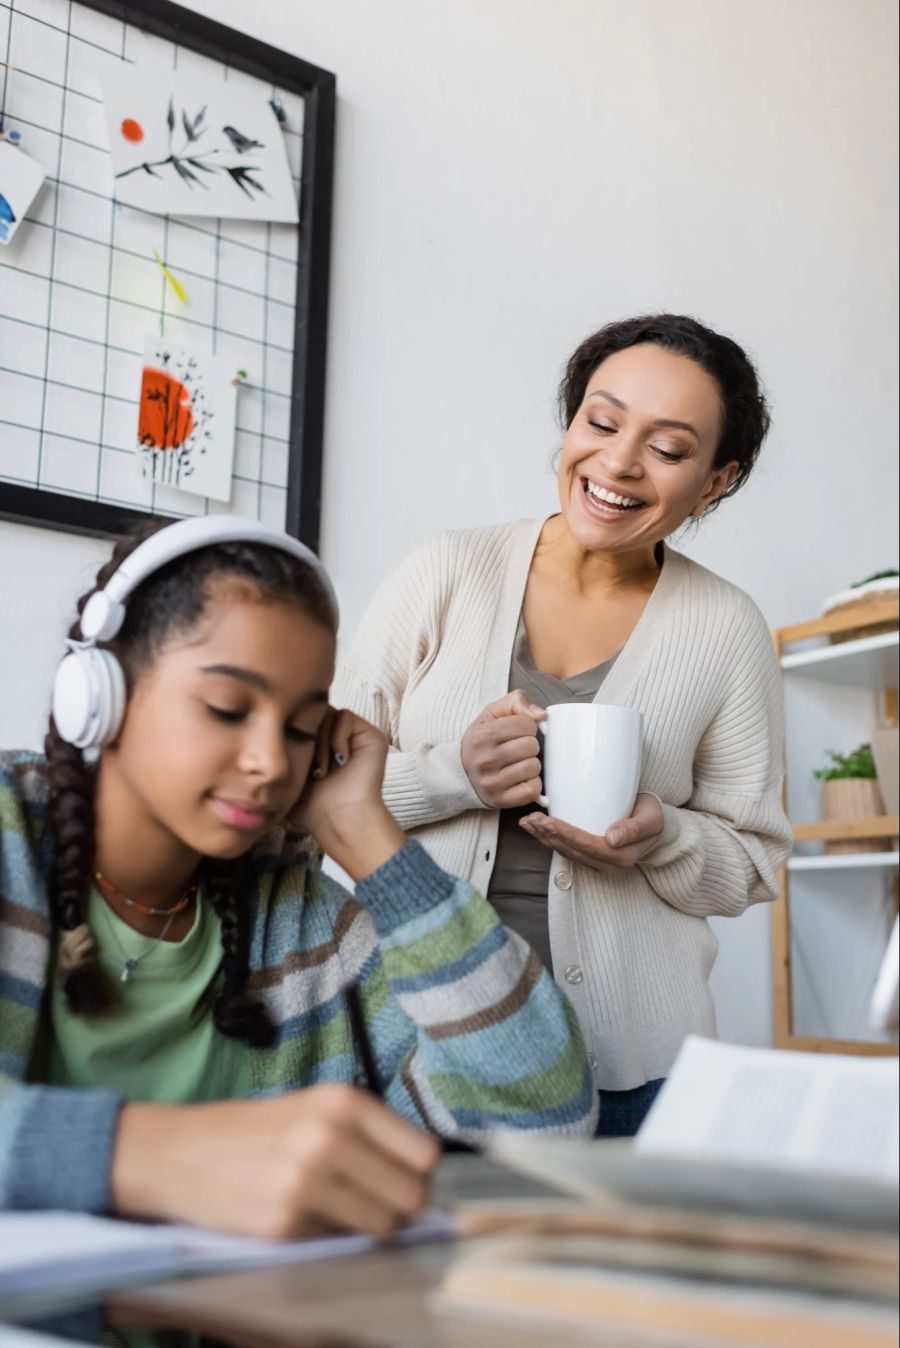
[47,887,250,1102]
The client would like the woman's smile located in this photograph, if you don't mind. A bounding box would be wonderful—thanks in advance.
[579,474,648,522]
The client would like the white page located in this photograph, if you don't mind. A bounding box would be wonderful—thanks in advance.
[0,1209,454,1299]
[635,1036,899,1183]
[0,1213,179,1295]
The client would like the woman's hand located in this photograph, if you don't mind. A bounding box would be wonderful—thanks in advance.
[292,708,405,881]
[519,793,665,873]
[461,690,546,808]
[112,1086,439,1241]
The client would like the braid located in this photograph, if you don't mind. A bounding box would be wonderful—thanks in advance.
[202,857,276,1047]
[42,528,160,1012]
[43,723,116,1013]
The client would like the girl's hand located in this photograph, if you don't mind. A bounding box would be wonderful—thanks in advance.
[112,1087,439,1241]
[461,690,546,808]
[519,793,665,873]
[292,707,405,880]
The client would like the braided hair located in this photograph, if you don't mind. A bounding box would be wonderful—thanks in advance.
[45,522,336,1045]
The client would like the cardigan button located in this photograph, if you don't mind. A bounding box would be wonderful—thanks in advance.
[554,871,572,891]
[564,965,583,985]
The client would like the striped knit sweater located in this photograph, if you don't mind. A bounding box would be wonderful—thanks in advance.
[0,751,596,1214]
[333,519,793,1091]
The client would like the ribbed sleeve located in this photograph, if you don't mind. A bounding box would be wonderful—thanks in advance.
[1,1082,122,1211]
[639,590,790,917]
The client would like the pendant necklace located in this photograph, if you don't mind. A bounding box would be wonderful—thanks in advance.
[94,868,198,983]
[107,906,179,983]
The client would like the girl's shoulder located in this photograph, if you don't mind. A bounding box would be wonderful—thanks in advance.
[0,750,49,820]
[0,751,52,917]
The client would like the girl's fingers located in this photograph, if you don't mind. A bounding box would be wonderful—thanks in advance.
[353,1092,439,1175]
[327,708,355,768]
[307,1173,403,1239]
[331,1132,431,1221]
[312,709,337,779]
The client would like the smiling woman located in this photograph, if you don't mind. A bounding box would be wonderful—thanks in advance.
[335,313,791,1139]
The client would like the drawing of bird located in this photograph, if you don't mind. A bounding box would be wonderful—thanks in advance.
[0,193,15,242]
[222,125,265,153]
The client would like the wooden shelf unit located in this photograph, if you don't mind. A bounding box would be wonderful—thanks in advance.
[772,598,899,1057]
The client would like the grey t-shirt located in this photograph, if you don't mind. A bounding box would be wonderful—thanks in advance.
[485,614,614,973]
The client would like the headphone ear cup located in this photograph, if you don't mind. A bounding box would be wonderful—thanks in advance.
[52,648,127,750]
[91,649,127,748]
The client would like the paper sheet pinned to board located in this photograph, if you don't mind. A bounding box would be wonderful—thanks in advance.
[99,65,299,223]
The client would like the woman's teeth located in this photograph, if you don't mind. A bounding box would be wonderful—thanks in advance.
[584,480,644,510]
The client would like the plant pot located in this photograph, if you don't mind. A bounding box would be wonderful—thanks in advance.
[821,777,889,854]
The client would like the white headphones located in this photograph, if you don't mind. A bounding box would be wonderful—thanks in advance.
[51,514,339,752]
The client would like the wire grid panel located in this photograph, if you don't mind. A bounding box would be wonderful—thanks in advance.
[0,0,305,529]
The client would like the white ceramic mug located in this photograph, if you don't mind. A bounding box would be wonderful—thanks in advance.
[537,703,643,835]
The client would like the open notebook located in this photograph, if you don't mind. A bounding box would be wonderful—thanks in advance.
[0,1209,454,1302]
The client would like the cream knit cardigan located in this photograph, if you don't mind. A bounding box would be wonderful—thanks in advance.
[334,519,791,1090]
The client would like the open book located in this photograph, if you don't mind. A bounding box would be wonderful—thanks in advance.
[436,1038,899,1346]
[489,1035,899,1230]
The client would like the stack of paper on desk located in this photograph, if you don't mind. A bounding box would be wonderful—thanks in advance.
[436,1037,899,1347]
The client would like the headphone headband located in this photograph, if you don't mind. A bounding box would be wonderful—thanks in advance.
[78,514,339,644]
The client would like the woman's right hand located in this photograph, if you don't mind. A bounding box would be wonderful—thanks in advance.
[111,1085,439,1240]
[460,690,546,809]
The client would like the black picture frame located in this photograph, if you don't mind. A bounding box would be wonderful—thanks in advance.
[0,0,335,550]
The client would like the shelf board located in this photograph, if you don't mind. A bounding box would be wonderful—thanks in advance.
[788,851,899,871]
[780,630,899,688]
[776,1034,897,1057]
[776,599,899,645]
[793,815,899,842]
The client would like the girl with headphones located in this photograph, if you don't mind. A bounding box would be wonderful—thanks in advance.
[0,515,595,1238]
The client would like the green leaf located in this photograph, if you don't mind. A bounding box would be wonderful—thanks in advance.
[851,569,899,589]
[813,743,877,781]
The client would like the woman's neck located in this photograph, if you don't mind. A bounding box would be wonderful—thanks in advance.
[534,514,661,598]
[93,760,200,909]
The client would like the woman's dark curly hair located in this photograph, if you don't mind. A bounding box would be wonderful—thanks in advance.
[44,521,336,1046]
[557,314,771,513]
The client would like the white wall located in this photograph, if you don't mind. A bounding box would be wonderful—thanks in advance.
[1,0,897,1047]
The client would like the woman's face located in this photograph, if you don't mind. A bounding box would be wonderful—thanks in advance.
[556,343,739,553]
[105,588,335,861]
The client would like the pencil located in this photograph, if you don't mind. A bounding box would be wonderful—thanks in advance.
[345,982,383,1099]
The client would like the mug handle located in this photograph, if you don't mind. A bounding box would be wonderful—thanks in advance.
[536,723,549,810]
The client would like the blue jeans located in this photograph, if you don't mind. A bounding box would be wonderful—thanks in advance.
[595,1077,665,1138]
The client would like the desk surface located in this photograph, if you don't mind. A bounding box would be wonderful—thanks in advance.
[105,1155,561,1348]
[0,1157,568,1348]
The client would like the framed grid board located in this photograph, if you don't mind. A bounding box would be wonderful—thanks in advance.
[0,0,334,547]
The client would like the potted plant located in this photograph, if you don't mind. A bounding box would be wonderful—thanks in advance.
[814,744,888,854]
